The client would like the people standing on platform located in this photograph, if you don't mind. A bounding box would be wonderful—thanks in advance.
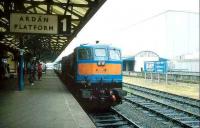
[27,62,31,82]
[29,61,35,86]
[37,62,42,80]
[0,61,5,79]
[5,64,10,78]
[27,62,31,75]
[7,64,10,74]
[44,64,47,74]
[33,62,37,81]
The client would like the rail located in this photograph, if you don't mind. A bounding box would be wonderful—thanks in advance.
[123,83,200,128]
[89,108,140,128]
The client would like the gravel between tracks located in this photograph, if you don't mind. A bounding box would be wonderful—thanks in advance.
[114,101,183,128]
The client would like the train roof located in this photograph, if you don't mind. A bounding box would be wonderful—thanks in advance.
[77,44,121,50]
[62,54,73,61]
[61,44,121,61]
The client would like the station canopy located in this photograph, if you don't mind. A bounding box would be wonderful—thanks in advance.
[0,0,106,62]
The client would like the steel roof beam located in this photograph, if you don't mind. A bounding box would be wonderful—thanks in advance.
[21,1,91,8]
[0,0,106,62]
[24,3,83,19]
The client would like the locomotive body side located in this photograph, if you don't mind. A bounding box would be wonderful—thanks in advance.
[61,53,76,83]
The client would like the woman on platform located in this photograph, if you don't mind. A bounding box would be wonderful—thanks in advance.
[37,62,42,80]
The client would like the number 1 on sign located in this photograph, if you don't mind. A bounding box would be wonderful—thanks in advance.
[61,18,66,32]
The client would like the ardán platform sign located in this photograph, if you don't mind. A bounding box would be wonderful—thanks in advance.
[10,13,71,34]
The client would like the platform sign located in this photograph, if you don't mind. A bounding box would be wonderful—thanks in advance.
[10,13,71,35]
[144,61,155,72]
[155,61,167,73]
[144,61,167,73]
[58,15,71,35]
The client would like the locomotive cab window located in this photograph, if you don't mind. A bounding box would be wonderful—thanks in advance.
[109,49,121,60]
[95,48,106,57]
[78,48,92,60]
[94,48,108,60]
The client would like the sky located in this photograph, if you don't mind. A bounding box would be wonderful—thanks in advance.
[55,0,199,62]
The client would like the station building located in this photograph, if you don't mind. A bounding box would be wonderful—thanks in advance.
[123,50,199,74]
[122,50,167,72]
[169,51,199,73]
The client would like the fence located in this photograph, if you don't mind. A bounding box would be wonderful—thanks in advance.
[123,71,200,84]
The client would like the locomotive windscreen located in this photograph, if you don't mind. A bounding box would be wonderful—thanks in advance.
[78,48,92,60]
[109,49,121,60]
[94,48,108,60]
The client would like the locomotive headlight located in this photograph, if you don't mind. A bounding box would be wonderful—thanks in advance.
[97,61,105,66]
[97,61,101,66]
[101,61,105,66]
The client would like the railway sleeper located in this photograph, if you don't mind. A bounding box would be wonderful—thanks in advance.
[143,104,158,108]
[131,100,147,104]
[95,118,123,123]
[153,108,169,111]
[93,115,117,119]
[96,121,129,127]
[181,120,200,124]
[163,112,184,117]
[156,109,176,114]
[140,103,154,105]
[174,116,197,120]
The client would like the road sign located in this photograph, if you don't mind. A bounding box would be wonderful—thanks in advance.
[10,13,71,35]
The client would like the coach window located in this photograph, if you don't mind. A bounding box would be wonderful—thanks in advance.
[78,48,91,60]
[109,49,121,60]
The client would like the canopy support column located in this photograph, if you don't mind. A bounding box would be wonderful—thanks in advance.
[18,49,25,91]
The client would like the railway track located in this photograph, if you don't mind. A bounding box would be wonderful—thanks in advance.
[123,83,200,108]
[89,107,140,128]
[123,83,200,116]
[123,83,200,128]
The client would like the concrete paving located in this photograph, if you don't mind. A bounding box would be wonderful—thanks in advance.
[0,70,95,128]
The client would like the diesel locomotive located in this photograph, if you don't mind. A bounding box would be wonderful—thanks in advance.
[56,44,126,108]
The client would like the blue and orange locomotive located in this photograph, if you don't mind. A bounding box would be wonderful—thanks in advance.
[60,44,126,108]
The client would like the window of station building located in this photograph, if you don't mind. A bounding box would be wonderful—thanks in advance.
[109,49,121,60]
[78,48,92,60]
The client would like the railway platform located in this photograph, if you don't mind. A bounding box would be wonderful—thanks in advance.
[0,70,95,128]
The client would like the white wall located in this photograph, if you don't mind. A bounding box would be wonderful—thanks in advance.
[135,56,159,72]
